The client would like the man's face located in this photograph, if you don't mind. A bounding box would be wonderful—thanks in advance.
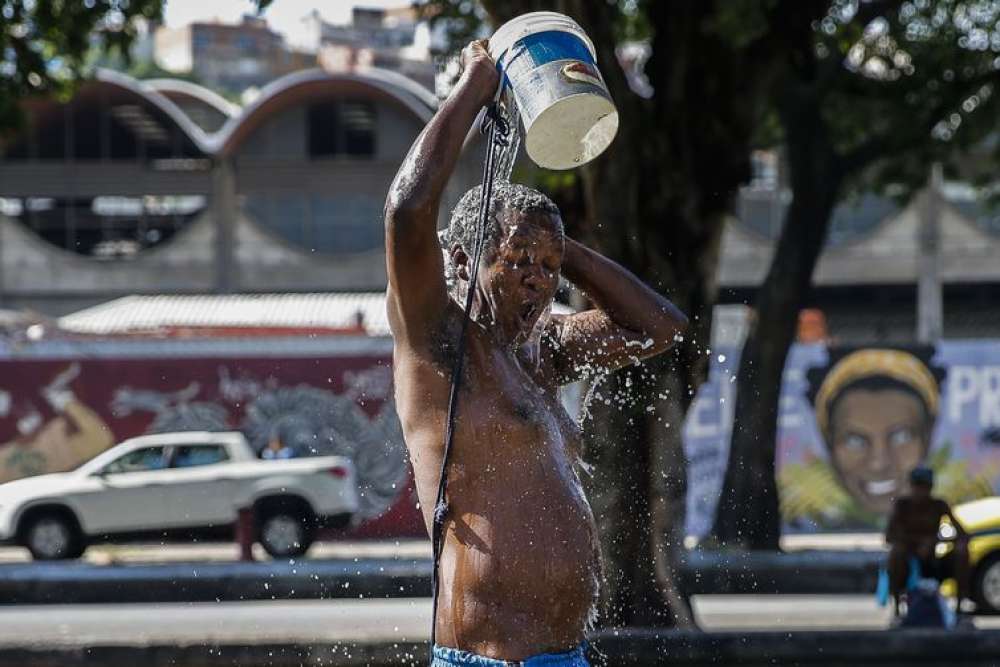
[474,207,564,347]
[828,388,930,515]
[910,480,933,500]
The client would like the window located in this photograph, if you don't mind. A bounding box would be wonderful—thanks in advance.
[171,445,230,468]
[307,101,376,158]
[102,447,168,474]
[2,97,200,161]
[5,194,206,258]
[341,102,375,156]
[308,102,339,157]
[236,34,255,53]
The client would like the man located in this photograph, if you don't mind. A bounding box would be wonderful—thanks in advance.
[384,39,688,664]
[886,466,971,617]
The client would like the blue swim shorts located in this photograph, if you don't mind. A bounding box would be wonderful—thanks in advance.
[431,643,589,666]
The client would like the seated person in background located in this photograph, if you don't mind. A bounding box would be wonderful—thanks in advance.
[261,431,295,460]
[886,466,971,616]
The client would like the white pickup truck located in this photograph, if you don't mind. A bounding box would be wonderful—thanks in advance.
[0,431,359,560]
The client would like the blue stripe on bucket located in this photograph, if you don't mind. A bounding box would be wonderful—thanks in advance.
[501,30,595,69]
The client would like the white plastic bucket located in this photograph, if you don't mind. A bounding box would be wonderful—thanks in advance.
[489,12,619,171]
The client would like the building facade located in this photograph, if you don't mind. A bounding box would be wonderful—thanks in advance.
[302,8,435,91]
[0,68,478,316]
[721,173,1000,343]
[154,15,313,93]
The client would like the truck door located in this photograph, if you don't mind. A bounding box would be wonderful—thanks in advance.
[162,444,236,529]
[73,446,171,536]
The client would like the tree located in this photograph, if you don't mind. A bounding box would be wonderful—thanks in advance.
[422,0,791,628]
[0,0,166,133]
[0,0,274,134]
[712,0,1000,549]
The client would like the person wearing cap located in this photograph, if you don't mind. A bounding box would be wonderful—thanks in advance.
[886,466,971,616]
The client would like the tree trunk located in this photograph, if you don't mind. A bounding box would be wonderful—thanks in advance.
[711,88,844,549]
[575,91,717,630]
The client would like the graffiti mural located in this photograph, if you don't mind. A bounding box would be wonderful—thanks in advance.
[0,363,114,483]
[0,352,423,537]
[685,341,1000,535]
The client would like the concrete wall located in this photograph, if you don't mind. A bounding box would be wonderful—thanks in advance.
[0,211,217,296]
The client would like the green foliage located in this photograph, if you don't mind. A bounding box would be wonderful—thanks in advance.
[416,0,490,55]
[813,0,1000,199]
[706,0,780,48]
[0,0,269,135]
[1,0,164,132]
[422,0,1000,205]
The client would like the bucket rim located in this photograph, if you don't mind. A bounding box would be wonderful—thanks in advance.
[488,11,597,63]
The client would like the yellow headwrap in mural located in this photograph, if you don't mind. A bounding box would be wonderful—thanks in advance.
[814,348,940,437]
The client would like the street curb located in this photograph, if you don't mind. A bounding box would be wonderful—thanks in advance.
[680,548,883,594]
[0,550,884,604]
[1,629,999,667]
[0,558,430,604]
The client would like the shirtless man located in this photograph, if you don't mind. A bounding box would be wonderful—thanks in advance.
[385,39,688,665]
[886,466,971,617]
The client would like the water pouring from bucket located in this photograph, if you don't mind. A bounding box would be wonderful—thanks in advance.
[489,11,619,170]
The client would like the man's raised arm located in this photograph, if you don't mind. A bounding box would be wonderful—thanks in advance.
[384,41,498,345]
[546,237,688,384]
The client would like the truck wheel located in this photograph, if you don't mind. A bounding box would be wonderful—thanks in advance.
[258,508,314,559]
[974,553,1000,614]
[22,513,85,561]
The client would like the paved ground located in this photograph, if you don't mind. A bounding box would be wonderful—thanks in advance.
[0,533,886,566]
[0,595,995,648]
[0,540,432,565]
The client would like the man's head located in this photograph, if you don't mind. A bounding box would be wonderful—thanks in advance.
[443,183,564,346]
[909,465,934,499]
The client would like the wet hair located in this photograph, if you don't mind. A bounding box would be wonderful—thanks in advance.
[440,182,561,290]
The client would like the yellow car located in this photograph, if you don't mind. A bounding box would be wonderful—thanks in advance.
[938,497,1000,613]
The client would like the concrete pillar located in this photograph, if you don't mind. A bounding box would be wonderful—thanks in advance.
[235,506,255,562]
[917,163,943,343]
[212,158,237,293]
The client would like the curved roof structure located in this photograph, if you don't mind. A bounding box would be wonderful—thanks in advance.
[211,67,437,156]
[144,78,242,119]
[9,67,438,160]
[93,69,216,154]
[35,67,441,159]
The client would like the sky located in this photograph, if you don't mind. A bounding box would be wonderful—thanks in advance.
[163,0,416,49]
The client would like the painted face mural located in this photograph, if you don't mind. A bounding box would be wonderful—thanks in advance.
[686,342,1000,537]
[0,363,113,483]
[813,349,938,515]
